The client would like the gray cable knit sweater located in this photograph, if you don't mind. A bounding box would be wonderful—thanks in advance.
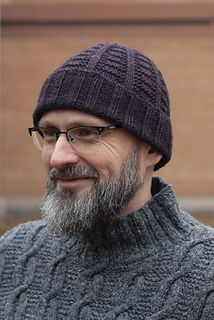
[0,177,214,319]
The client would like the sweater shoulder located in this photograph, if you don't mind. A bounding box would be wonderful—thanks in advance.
[179,214,214,267]
[0,220,47,253]
[178,209,214,239]
[187,213,214,241]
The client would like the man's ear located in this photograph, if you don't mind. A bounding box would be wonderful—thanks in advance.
[147,147,163,167]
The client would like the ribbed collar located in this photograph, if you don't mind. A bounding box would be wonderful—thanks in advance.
[63,177,197,264]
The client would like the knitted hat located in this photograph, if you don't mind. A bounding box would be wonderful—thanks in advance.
[33,43,172,170]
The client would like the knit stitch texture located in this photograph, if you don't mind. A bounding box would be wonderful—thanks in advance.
[0,177,214,319]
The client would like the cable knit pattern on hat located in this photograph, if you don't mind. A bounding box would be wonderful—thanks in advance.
[33,44,172,170]
[0,177,214,319]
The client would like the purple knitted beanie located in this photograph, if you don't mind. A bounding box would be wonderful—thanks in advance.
[33,43,172,170]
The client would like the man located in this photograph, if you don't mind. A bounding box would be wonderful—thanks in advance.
[0,43,214,319]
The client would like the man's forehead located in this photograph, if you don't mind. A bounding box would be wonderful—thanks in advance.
[39,109,111,126]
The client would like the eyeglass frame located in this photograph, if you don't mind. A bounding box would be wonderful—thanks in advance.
[28,124,122,150]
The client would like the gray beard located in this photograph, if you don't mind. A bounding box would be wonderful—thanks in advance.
[41,150,143,236]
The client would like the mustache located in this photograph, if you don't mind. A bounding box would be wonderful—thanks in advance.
[49,164,100,180]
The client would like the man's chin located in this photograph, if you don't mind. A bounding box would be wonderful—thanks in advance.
[41,184,100,236]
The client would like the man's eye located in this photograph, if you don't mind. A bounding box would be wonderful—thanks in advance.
[72,128,98,139]
[42,128,57,139]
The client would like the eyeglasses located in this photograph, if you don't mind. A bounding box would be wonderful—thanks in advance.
[28,125,121,152]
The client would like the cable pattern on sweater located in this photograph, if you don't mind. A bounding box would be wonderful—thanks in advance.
[1,179,214,319]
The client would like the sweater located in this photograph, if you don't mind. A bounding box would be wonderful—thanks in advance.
[0,177,214,320]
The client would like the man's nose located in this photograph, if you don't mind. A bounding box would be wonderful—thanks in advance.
[49,135,81,168]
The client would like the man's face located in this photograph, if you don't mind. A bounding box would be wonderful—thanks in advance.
[39,109,153,235]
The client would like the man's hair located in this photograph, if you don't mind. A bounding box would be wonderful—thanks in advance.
[33,43,172,170]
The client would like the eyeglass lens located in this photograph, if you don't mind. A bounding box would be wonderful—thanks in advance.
[31,127,101,151]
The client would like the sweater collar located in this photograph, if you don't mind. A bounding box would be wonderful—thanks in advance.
[67,177,195,263]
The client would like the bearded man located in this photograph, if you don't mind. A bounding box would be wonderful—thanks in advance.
[1,43,214,319]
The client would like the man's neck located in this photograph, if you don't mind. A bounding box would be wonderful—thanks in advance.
[119,176,153,216]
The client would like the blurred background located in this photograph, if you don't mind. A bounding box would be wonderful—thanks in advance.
[1,0,214,235]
